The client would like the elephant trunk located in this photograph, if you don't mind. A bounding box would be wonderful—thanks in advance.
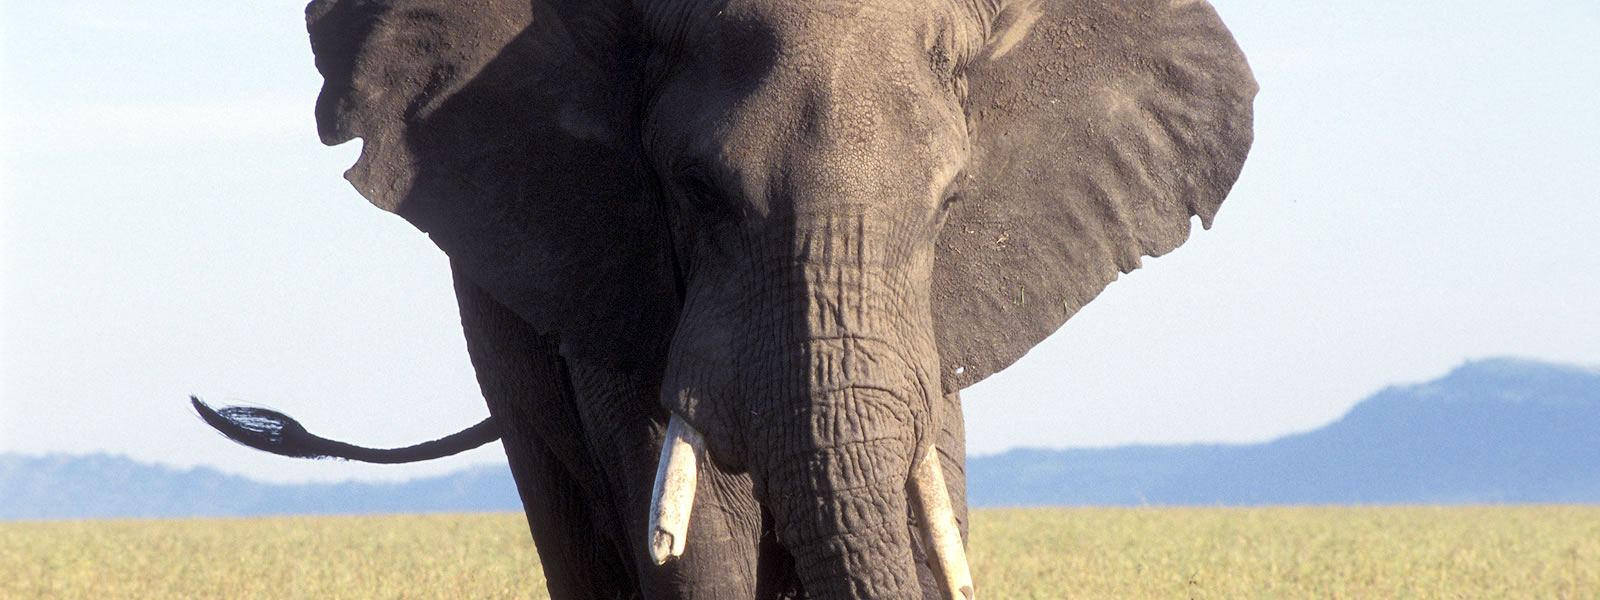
[659,210,967,596]
[756,387,923,600]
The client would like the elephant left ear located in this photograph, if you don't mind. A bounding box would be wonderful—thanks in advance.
[303,0,680,373]
[933,0,1257,392]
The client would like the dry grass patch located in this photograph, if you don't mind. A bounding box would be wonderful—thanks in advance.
[3,506,1596,599]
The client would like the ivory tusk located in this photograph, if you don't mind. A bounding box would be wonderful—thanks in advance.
[910,444,975,600]
[648,414,704,565]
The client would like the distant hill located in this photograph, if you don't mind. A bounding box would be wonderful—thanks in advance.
[0,454,520,520]
[3,358,1596,519]
[970,358,1600,505]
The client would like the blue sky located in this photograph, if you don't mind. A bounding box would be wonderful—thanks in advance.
[3,0,1597,483]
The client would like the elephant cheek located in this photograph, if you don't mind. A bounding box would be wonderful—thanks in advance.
[658,344,751,472]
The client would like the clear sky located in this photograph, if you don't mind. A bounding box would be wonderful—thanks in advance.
[3,0,1597,484]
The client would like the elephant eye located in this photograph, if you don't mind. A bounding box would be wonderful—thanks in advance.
[678,165,733,222]
[939,173,966,213]
[941,191,962,212]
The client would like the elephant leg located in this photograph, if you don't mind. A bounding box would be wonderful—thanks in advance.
[912,389,969,600]
[501,420,638,599]
[753,507,805,599]
[566,363,776,598]
[454,268,637,599]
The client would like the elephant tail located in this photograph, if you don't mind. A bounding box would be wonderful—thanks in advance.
[190,396,500,464]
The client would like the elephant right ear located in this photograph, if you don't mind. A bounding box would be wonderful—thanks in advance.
[932,0,1257,391]
[305,0,679,371]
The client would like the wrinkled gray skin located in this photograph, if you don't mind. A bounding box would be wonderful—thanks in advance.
[251,0,1253,597]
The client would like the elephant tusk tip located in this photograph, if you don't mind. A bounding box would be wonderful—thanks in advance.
[649,528,682,565]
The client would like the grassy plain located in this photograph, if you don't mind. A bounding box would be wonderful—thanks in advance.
[3,506,1596,599]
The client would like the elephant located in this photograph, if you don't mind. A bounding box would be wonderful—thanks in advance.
[194,0,1254,598]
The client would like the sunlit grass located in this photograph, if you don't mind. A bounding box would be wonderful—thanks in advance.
[0,514,543,599]
[968,506,1600,599]
[3,507,1595,599]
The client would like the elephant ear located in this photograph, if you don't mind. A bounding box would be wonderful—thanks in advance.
[305,0,678,372]
[933,0,1257,391]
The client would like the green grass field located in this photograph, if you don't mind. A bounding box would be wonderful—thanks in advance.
[3,507,1596,599]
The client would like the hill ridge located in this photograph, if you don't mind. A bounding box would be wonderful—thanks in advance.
[969,357,1600,506]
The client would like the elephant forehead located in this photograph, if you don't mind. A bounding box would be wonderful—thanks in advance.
[641,0,975,215]
[649,0,965,73]
[733,0,973,66]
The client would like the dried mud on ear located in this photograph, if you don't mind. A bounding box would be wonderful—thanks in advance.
[983,0,1043,61]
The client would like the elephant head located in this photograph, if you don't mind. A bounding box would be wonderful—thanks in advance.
[300,0,1254,596]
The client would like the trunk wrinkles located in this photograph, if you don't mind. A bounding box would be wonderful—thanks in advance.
[754,211,940,600]
[664,208,944,598]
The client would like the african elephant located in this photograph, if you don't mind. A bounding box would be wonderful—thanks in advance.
[195,0,1254,597]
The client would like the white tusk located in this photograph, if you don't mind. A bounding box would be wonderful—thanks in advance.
[910,444,975,600]
[648,414,704,565]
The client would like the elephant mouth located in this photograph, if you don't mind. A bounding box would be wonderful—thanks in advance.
[647,412,974,599]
